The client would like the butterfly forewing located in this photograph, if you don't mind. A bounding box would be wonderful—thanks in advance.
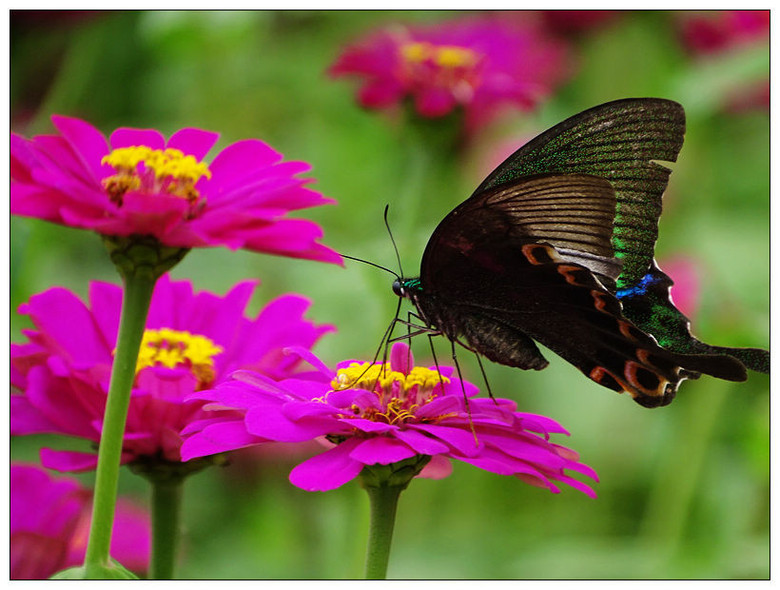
[422,173,622,288]
[473,98,685,289]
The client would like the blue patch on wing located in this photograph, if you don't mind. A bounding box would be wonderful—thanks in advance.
[616,272,658,300]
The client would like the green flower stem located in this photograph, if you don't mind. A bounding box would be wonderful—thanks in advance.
[359,456,430,579]
[83,272,157,577]
[149,477,184,579]
[363,483,404,580]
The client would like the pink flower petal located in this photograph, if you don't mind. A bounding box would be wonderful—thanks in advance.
[109,127,166,151]
[11,464,150,579]
[180,420,263,460]
[410,423,482,457]
[51,115,111,184]
[418,454,453,479]
[244,403,339,442]
[393,428,450,455]
[289,438,364,491]
[166,127,220,161]
[206,139,283,195]
[348,436,416,465]
[10,396,59,434]
[39,449,101,473]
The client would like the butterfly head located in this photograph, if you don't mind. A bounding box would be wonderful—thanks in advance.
[393,277,422,299]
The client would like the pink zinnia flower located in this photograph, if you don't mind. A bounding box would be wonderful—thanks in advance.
[328,16,572,132]
[182,342,597,496]
[11,116,341,264]
[11,275,333,472]
[10,463,150,579]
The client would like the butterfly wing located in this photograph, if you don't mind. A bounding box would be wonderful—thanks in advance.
[418,173,748,406]
[475,97,685,290]
[425,97,767,380]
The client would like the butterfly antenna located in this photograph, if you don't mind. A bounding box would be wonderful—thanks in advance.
[340,253,400,279]
[383,204,405,278]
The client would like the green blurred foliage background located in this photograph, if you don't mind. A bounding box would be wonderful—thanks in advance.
[10,10,769,579]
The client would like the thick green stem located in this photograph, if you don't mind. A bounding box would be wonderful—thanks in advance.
[359,456,429,580]
[83,272,156,577]
[363,483,404,580]
[149,477,184,579]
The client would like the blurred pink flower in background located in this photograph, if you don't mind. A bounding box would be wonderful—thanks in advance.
[329,15,573,133]
[11,116,341,264]
[660,256,702,319]
[182,342,597,496]
[11,275,333,472]
[10,463,150,579]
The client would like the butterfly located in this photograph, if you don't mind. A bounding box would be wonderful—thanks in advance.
[391,98,769,408]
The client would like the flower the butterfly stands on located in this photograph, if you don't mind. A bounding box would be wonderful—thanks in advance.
[388,98,768,408]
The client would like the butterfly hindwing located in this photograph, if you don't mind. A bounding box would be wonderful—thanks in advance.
[618,262,769,374]
[419,236,687,407]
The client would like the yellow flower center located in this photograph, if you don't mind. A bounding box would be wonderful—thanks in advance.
[135,328,223,390]
[400,42,479,69]
[398,41,482,103]
[330,361,451,426]
[101,146,212,206]
[332,361,448,393]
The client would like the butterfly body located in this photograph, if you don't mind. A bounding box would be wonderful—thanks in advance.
[393,98,768,407]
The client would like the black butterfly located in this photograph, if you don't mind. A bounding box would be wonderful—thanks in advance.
[391,98,769,408]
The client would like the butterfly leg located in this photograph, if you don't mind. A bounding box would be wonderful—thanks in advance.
[426,333,447,392]
[449,339,478,444]
[388,311,441,342]
[474,353,496,403]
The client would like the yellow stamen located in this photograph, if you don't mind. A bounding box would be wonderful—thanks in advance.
[101,146,212,204]
[103,146,211,182]
[400,41,479,69]
[135,328,223,389]
[332,361,448,392]
[435,46,479,68]
[400,41,431,63]
[327,359,452,425]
